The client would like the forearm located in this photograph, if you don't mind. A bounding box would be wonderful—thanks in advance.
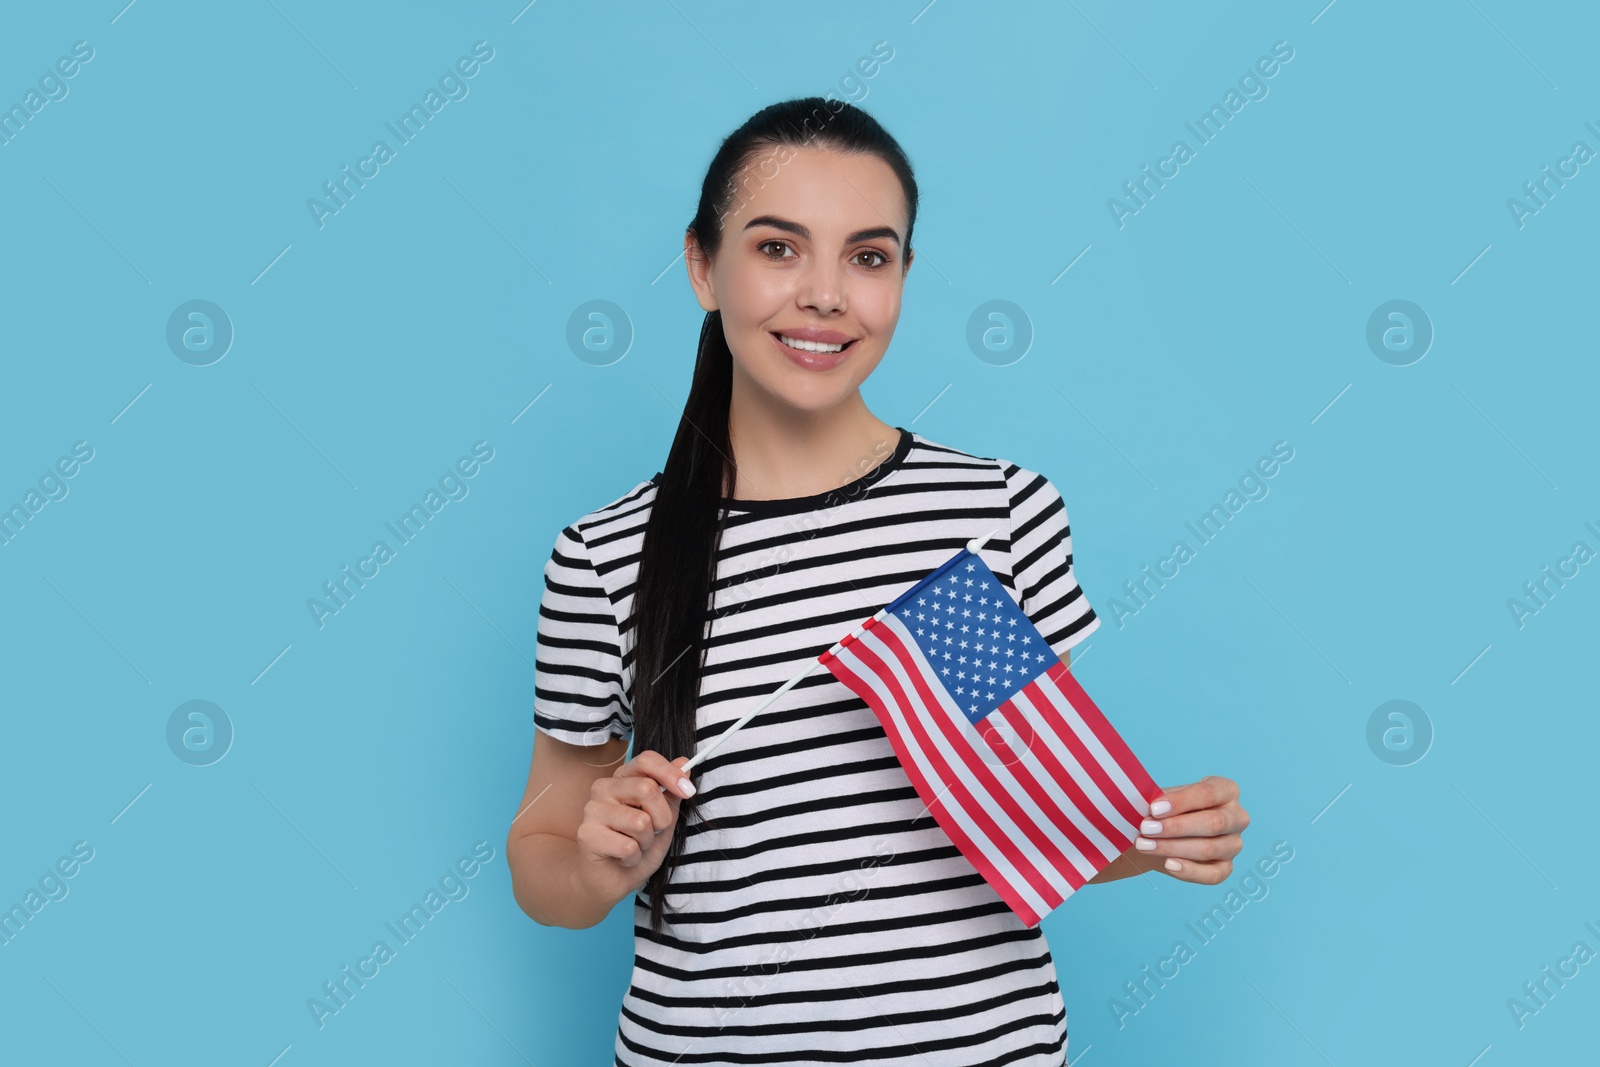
[508,832,622,929]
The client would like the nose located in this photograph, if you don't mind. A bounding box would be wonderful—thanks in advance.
[798,257,845,315]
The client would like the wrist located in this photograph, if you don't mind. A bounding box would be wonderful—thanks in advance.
[566,852,625,928]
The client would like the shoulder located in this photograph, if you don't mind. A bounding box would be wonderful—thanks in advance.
[544,477,658,580]
[898,429,1010,488]
[902,430,1057,505]
[560,476,658,542]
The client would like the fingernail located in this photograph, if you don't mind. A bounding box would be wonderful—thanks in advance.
[1140,819,1162,835]
[677,777,695,797]
[1135,837,1156,851]
[1151,799,1172,816]
[1164,858,1181,872]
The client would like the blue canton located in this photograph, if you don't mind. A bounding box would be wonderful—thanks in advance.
[883,551,1061,726]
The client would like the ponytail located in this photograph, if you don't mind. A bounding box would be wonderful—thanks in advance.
[628,96,919,935]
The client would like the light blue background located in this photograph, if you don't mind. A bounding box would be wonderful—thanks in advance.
[2,1,1595,1064]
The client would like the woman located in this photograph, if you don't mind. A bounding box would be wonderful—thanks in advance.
[507,97,1248,1065]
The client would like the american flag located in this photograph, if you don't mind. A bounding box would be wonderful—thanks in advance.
[818,544,1162,927]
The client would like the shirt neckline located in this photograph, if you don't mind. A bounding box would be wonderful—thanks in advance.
[649,427,915,518]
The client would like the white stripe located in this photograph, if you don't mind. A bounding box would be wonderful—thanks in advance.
[1009,685,1135,836]
[834,627,1055,920]
[876,616,1101,890]
[991,702,1118,872]
[1034,670,1150,815]
[861,617,1080,902]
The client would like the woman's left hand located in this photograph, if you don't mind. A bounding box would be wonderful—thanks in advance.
[1131,775,1248,885]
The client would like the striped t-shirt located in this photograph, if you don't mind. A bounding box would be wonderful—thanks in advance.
[533,427,1102,1067]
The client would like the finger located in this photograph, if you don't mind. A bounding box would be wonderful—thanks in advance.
[1137,806,1238,840]
[576,819,650,868]
[616,751,696,798]
[1149,775,1236,817]
[1132,832,1241,863]
[595,797,668,856]
[1154,856,1234,886]
[599,776,680,833]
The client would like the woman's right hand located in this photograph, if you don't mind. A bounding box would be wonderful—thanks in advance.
[574,750,696,906]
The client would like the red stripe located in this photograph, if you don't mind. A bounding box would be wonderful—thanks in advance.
[987,701,1120,870]
[1026,672,1144,827]
[974,713,1091,889]
[1017,676,1144,839]
[1004,684,1120,851]
[822,648,1042,926]
[1047,660,1163,806]
[856,620,1073,908]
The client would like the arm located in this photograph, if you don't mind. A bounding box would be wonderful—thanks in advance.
[506,731,696,929]
[506,733,627,929]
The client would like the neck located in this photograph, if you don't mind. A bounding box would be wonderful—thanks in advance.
[724,373,900,502]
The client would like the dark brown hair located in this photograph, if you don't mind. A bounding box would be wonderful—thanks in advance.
[629,97,920,934]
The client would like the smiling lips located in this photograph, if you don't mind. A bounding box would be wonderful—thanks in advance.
[770,329,858,370]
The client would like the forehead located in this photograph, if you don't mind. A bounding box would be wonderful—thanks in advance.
[723,145,906,241]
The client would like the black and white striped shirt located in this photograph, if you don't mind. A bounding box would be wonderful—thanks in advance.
[533,427,1101,1066]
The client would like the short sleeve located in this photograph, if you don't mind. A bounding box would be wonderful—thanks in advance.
[1004,464,1101,657]
[532,524,633,745]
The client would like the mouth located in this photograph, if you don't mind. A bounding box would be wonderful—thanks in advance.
[770,331,859,369]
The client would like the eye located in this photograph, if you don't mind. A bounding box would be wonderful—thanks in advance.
[854,250,890,269]
[758,240,795,260]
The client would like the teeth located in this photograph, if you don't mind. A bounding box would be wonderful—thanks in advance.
[778,334,848,354]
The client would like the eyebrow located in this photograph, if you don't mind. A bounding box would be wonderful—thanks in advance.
[743,214,901,248]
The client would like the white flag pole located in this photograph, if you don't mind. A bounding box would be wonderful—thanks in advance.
[662,527,1002,785]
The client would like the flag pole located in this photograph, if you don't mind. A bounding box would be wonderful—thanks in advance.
[668,527,1002,780]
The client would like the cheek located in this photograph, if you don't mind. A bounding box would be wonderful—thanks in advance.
[716,262,785,322]
[864,289,902,331]
[854,281,901,337]
[845,347,888,387]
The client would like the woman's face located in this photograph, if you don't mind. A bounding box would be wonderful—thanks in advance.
[686,145,913,414]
